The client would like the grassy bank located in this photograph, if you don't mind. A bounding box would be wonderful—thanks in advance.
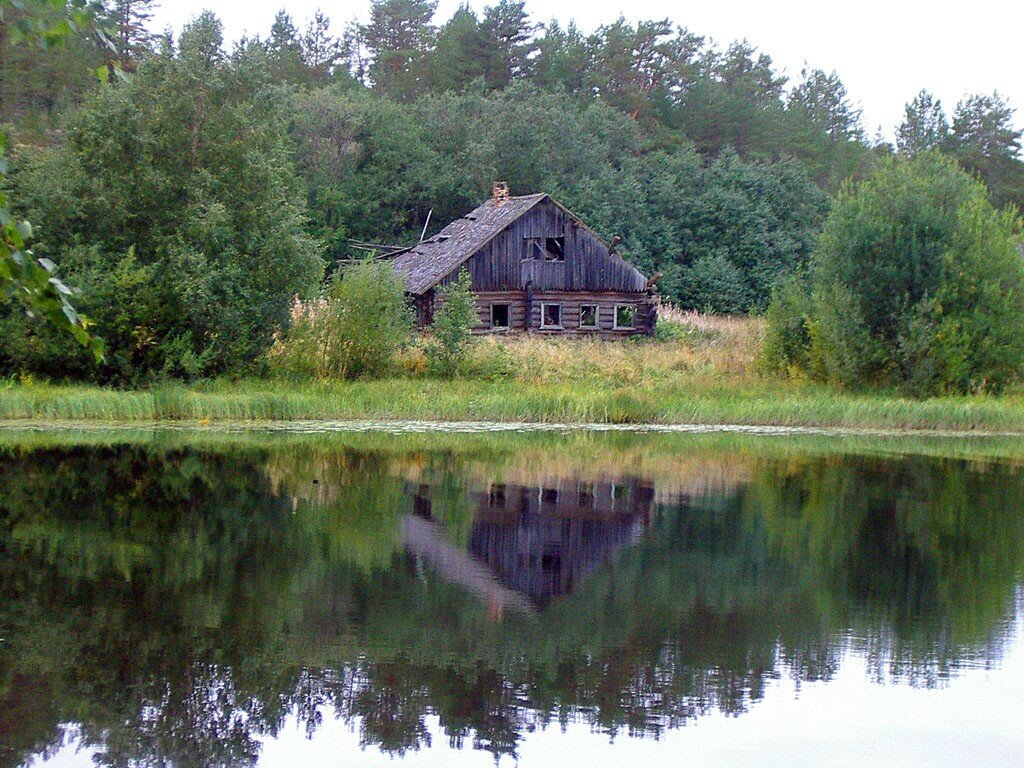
[3,377,1024,432]
[2,315,1023,432]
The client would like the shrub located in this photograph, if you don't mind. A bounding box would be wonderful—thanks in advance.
[767,152,1024,395]
[653,303,690,341]
[427,269,476,377]
[678,252,751,314]
[269,261,412,380]
[760,278,813,375]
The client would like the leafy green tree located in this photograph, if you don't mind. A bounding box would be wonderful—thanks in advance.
[677,252,750,313]
[771,152,1024,394]
[3,10,322,381]
[0,0,110,127]
[630,148,828,312]
[428,267,475,376]
[896,90,949,157]
[1,0,104,359]
[269,260,412,379]
[289,86,460,266]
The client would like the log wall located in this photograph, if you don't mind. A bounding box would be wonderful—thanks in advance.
[431,290,657,336]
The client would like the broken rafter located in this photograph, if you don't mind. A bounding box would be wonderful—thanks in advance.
[347,239,409,254]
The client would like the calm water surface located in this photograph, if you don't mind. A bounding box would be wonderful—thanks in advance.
[1,427,1022,767]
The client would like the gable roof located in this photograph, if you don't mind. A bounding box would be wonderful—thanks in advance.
[389,193,548,295]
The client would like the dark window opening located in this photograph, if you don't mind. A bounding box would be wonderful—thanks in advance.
[545,236,565,261]
[615,304,635,329]
[528,239,545,260]
[491,303,510,329]
[541,488,559,504]
[489,483,507,508]
[577,482,595,508]
[541,553,562,573]
[580,304,598,329]
[541,303,561,328]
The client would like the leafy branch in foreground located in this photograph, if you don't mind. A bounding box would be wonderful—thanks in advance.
[0,0,105,360]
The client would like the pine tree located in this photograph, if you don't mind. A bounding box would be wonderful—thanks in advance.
[896,90,949,157]
[949,92,1022,161]
[947,92,1024,211]
[361,0,438,100]
[108,0,158,68]
[480,0,533,89]
[788,68,864,141]
[302,10,341,80]
[429,6,487,92]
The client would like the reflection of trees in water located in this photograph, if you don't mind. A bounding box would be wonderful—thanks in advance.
[748,455,1024,686]
[0,443,1022,766]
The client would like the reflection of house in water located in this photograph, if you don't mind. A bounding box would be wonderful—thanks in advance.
[405,477,655,612]
[471,479,654,607]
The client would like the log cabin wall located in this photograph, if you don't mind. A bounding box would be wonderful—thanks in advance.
[431,290,657,337]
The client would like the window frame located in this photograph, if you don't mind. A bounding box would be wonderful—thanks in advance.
[540,302,563,329]
[614,304,636,330]
[579,304,599,330]
[490,302,511,331]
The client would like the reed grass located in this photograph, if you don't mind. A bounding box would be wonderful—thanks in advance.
[2,315,1023,432]
[2,377,1023,432]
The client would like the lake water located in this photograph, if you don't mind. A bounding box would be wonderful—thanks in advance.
[1,425,1022,767]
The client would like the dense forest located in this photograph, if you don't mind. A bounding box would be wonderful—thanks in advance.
[1,0,1023,381]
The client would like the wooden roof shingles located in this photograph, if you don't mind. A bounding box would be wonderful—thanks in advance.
[389,193,547,295]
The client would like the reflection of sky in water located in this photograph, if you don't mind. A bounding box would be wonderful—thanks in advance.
[37,613,1024,768]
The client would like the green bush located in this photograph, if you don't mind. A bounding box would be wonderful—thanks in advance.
[654,318,689,342]
[760,277,813,375]
[767,152,1024,395]
[269,261,412,380]
[427,269,476,377]
[678,252,751,314]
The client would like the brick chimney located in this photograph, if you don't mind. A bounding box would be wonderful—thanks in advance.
[492,181,510,206]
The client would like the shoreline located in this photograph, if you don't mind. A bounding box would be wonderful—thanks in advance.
[2,417,1024,439]
[2,379,1024,434]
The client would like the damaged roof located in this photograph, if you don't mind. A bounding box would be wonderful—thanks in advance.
[388,193,549,295]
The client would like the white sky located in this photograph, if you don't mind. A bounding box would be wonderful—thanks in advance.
[150,0,1024,141]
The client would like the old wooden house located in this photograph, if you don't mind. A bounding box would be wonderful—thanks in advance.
[388,185,657,336]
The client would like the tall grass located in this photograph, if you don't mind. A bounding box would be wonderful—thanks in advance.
[2,377,1024,432]
[2,315,1023,431]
